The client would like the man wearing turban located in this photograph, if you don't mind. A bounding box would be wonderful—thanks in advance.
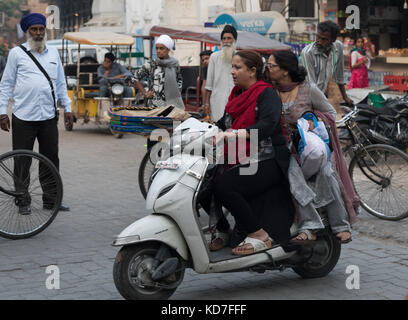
[133,34,184,110]
[203,25,238,122]
[0,13,72,213]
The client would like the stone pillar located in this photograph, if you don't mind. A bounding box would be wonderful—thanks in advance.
[80,0,125,32]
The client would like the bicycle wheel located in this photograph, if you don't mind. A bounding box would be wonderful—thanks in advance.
[138,149,157,199]
[0,150,63,239]
[349,144,408,221]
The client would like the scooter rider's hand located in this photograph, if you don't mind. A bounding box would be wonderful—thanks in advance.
[0,114,10,132]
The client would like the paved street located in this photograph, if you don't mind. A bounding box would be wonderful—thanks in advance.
[0,120,407,300]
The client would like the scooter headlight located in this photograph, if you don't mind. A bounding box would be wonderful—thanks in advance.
[170,129,205,152]
[112,83,124,95]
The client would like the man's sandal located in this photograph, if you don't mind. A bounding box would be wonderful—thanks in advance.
[231,236,272,256]
[208,230,231,251]
[290,230,317,244]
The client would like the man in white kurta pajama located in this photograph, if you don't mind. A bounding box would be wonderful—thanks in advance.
[204,25,237,122]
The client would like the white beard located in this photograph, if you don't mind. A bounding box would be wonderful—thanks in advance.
[27,32,47,53]
[221,41,236,63]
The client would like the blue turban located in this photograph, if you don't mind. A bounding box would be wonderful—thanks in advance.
[20,13,46,33]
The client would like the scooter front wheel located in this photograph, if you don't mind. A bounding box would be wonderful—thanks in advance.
[113,242,185,300]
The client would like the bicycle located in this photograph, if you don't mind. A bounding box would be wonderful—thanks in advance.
[138,140,170,199]
[0,150,63,239]
[138,147,157,199]
[337,106,408,221]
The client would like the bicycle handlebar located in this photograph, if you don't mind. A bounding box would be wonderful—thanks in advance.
[336,105,358,127]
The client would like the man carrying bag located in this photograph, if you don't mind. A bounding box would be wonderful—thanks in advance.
[0,13,73,214]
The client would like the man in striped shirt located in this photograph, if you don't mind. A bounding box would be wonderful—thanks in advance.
[300,21,354,109]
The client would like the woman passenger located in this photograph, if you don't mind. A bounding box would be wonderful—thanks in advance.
[265,50,355,243]
[211,50,294,256]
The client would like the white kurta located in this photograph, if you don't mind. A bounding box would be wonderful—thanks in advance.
[205,51,234,122]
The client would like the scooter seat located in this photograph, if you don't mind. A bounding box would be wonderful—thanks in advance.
[357,104,394,116]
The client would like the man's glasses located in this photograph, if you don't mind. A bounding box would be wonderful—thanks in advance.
[266,63,279,69]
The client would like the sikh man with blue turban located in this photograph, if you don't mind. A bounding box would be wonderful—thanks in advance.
[0,13,72,213]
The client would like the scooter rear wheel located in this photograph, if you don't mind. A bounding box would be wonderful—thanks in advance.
[113,243,185,300]
[292,233,341,279]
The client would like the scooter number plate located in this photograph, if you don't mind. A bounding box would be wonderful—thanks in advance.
[155,162,179,170]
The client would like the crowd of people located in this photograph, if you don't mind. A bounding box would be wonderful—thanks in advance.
[0,13,359,256]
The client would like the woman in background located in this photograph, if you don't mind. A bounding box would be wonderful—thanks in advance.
[348,36,370,89]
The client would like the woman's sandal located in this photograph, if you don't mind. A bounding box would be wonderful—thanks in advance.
[336,231,352,244]
[208,230,231,251]
[231,236,272,256]
[290,229,317,244]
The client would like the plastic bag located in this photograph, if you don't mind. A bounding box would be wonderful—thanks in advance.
[312,121,330,146]
[297,118,329,180]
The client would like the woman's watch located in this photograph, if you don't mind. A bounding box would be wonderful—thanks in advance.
[232,129,239,135]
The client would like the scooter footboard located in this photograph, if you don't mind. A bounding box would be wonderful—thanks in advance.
[112,214,190,260]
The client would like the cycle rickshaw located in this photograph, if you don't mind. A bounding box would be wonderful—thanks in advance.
[61,32,136,134]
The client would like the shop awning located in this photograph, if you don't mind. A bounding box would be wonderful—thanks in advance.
[149,25,290,53]
[63,32,135,46]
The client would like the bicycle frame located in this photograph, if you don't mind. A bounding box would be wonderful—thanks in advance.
[340,108,390,187]
[0,162,26,198]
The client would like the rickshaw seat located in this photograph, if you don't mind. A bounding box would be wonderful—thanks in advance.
[64,63,100,74]
[180,66,199,92]
[84,92,100,99]
[79,73,99,86]
[64,63,100,86]
[181,67,200,109]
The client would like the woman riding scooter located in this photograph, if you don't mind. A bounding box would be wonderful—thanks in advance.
[210,50,295,256]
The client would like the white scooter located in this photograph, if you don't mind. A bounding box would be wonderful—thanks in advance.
[112,118,341,300]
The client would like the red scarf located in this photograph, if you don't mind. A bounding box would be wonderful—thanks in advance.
[224,80,272,167]
[226,80,272,129]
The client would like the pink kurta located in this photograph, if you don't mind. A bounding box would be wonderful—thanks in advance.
[348,51,369,89]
